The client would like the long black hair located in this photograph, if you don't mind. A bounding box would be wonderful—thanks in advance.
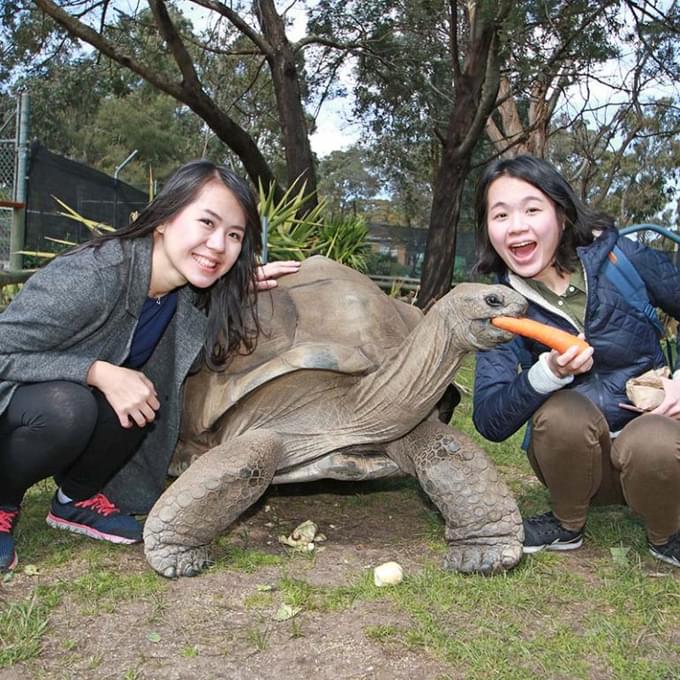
[77,160,262,370]
[473,155,614,277]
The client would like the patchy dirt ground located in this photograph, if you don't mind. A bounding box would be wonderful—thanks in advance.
[1,479,458,680]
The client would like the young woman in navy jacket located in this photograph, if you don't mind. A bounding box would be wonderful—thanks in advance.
[472,155,680,567]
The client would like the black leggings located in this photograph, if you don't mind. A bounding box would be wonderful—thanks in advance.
[0,381,148,508]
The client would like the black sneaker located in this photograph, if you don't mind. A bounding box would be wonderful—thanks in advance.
[522,511,584,554]
[0,505,20,572]
[649,531,680,568]
[46,493,142,544]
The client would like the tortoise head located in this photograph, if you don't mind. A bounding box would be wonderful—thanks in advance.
[440,283,527,351]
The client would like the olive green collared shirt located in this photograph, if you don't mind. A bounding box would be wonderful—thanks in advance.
[523,265,587,333]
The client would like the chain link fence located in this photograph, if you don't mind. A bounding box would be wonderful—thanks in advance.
[0,209,11,269]
[0,100,17,269]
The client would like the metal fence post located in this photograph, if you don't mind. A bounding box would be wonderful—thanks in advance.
[261,215,269,264]
[10,93,30,270]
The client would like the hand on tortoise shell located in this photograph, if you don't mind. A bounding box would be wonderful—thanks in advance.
[255,260,301,290]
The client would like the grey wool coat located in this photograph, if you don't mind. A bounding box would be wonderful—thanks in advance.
[0,235,208,513]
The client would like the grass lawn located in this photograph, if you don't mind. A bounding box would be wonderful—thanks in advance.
[1,356,679,679]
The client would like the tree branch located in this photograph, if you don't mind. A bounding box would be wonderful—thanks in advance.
[448,0,462,84]
[147,0,202,93]
[33,0,185,99]
[187,0,273,56]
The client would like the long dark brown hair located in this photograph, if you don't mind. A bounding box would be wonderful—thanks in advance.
[74,160,262,370]
[473,155,614,277]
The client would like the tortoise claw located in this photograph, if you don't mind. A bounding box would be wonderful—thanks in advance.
[146,540,213,578]
[443,541,522,575]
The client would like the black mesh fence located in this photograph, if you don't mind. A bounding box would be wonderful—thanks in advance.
[25,142,148,251]
[367,222,477,279]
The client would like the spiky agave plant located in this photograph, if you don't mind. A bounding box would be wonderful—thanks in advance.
[257,178,326,262]
[316,214,370,272]
[258,179,370,271]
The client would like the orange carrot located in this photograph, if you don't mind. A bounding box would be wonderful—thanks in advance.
[491,316,591,354]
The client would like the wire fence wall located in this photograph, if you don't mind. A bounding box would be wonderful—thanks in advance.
[0,101,17,268]
[0,209,11,269]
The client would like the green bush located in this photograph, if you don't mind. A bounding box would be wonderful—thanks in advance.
[259,180,368,271]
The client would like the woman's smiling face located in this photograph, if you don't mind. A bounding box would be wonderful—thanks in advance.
[151,178,246,294]
[486,175,564,284]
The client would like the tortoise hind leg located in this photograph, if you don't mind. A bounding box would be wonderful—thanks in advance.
[386,420,523,575]
[144,430,284,578]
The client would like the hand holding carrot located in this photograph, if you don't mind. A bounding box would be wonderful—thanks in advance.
[544,334,594,379]
[491,316,594,379]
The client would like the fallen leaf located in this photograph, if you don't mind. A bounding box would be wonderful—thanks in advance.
[147,632,161,643]
[610,546,630,567]
[272,603,301,621]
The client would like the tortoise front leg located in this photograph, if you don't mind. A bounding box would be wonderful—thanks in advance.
[386,420,523,575]
[144,430,284,578]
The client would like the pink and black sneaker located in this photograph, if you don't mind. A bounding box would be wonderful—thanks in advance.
[46,493,142,544]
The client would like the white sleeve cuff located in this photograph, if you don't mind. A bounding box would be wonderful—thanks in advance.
[527,352,574,394]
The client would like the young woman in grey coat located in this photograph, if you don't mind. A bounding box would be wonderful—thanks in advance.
[0,160,298,572]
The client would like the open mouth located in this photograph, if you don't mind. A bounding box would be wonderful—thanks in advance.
[509,241,537,260]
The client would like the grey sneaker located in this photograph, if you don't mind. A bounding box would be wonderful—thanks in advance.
[522,511,584,554]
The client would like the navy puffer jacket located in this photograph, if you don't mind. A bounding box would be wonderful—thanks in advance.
[473,227,680,442]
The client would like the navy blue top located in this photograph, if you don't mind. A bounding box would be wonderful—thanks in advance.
[125,292,178,368]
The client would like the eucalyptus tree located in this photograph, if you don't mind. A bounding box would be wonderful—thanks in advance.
[485,0,680,233]
[486,1,680,183]
[313,0,679,303]
[311,0,513,304]
[316,146,383,218]
[18,0,365,205]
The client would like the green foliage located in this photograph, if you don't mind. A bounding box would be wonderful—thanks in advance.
[317,147,382,218]
[0,594,53,667]
[259,179,369,271]
[0,283,21,309]
[365,252,412,277]
[2,5,283,189]
[316,214,369,271]
[258,179,327,262]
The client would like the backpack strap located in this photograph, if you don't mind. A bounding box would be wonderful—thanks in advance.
[602,245,664,337]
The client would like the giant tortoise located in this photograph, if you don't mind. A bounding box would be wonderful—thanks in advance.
[144,256,527,577]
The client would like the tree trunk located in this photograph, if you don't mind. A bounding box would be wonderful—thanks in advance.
[418,152,470,307]
[417,2,506,307]
[256,0,318,209]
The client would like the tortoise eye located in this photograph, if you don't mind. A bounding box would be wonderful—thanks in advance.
[485,293,504,308]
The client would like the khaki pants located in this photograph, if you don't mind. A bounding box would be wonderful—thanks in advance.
[527,390,680,544]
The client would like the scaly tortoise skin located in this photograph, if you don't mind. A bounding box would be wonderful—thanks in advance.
[144,256,527,577]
